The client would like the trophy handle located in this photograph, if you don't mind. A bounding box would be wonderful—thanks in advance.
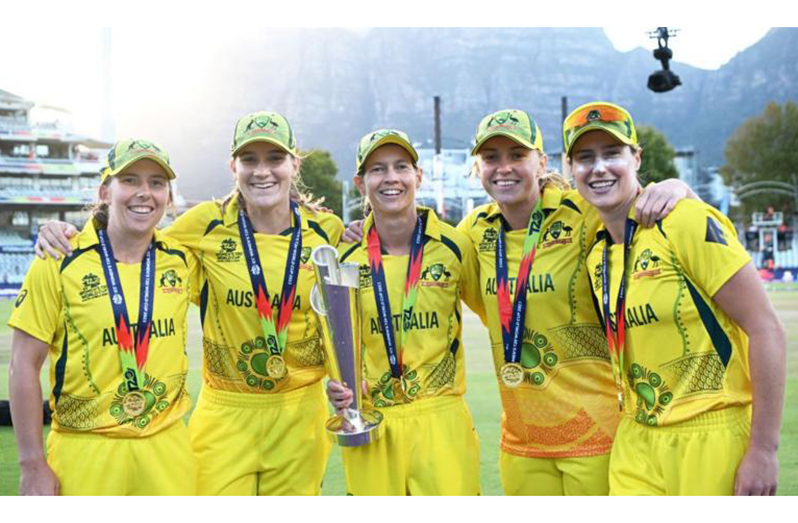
[310,284,327,315]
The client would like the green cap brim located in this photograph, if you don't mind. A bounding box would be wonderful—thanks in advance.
[102,155,176,182]
[231,135,297,157]
[471,130,540,156]
[358,135,419,173]
[565,123,636,155]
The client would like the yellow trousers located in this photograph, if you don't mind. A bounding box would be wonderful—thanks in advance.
[609,406,750,495]
[342,395,480,495]
[188,381,331,495]
[46,421,196,495]
[500,450,611,495]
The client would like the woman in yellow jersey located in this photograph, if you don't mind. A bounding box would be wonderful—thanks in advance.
[327,129,482,495]
[9,139,197,495]
[456,109,699,496]
[34,112,344,495]
[565,101,786,495]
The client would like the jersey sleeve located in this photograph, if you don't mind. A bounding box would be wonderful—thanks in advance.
[7,256,62,344]
[456,213,487,324]
[318,212,344,247]
[663,200,751,297]
[184,247,202,306]
[165,201,218,253]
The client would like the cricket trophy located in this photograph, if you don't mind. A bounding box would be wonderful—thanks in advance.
[310,245,383,446]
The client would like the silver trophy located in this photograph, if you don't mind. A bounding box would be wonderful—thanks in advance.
[310,245,383,447]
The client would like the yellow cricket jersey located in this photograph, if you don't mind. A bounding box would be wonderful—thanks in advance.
[166,198,344,394]
[339,207,482,408]
[586,199,752,427]
[457,187,619,459]
[8,221,195,437]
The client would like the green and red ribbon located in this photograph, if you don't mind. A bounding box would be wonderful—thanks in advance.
[496,199,544,369]
[367,212,426,379]
[97,228,155,392]
[238,201,302,356]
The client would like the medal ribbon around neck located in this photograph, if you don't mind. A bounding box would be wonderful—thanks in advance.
[238,200,302,356]
[496,199,544,370]
[97,228,156,392]
[601,218,638,411]
[367,213,426,380]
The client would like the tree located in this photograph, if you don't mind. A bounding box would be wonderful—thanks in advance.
[346,183,365,222]
[721,101,798,216]
[637,125,679,185]
[298,150,343,217]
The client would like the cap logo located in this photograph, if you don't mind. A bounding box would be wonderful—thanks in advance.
[245,115,279,134]
[369,129,392,143]
[128,140,161,153]
[487,111,520,129]
[587,110,601,122]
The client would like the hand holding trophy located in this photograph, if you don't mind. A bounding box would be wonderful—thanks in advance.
[310,245,383,446]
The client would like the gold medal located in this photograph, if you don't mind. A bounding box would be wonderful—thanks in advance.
[122,390,146,417]
[500,363,524,388]
[267,354,287,379]
[391,378,406,402]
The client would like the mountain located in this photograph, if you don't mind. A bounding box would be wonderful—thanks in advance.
[114,28,798,200]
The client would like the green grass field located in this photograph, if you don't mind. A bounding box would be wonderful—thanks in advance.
[1,294,796,496]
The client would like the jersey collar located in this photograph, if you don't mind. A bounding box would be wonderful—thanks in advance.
[76,219,171,251]
[360,205,441,249]
[483,185,563,224]
[595,197,641,246]
[222,196,311,232]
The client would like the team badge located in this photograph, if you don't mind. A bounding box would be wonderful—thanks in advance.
[633,249,661,279]
[541,220,574,248]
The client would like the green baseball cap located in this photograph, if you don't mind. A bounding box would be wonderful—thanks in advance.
[472,109,544,155]
[101,138,176,183]
[231,111,298,157]
[563,101,638,156]
[356,129,419,174]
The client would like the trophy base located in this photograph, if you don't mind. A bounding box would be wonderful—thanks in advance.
[325,409,384,447]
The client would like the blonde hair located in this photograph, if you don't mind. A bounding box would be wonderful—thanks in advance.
[87,177,176,229]
[221,153,325,215]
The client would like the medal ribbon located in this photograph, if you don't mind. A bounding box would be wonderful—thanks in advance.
[367,213,426,379]
[496,199,544,367]
[97,228,155,392]
[238,200,302,355]
[601,218,638,411]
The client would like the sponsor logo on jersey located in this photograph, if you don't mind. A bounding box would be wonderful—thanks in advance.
[484,274,555,295]
[159,269,184,294]
[15,289,28,308]
[216,237,243,263]
[541,220,574,248]
[420,262,452,288]
[80,273,108,301]
[633,249,661,279]
[102,318,177,346]
[370,310,439,335]
[479,227,498,252]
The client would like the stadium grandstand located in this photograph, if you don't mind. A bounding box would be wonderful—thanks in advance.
[0,88,110,296]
